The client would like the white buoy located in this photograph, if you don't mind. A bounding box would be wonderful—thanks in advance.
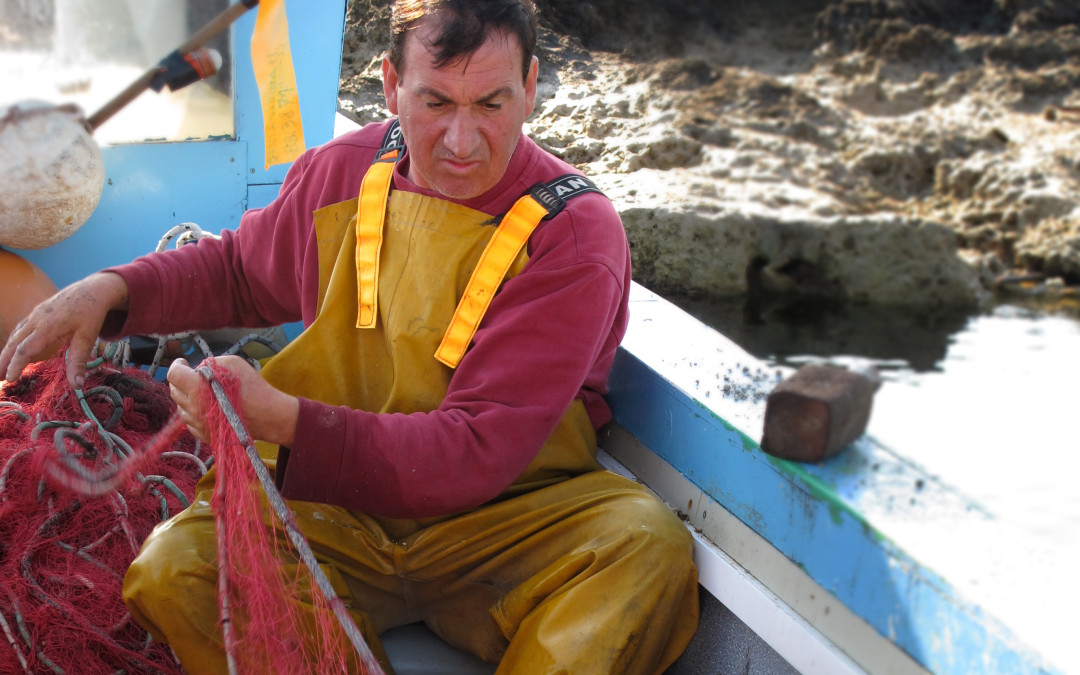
[0,101,105,250]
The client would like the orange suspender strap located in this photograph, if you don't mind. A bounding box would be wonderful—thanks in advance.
[354,150,397,328]
[354,121,405,328]
[351,118,605,363]
[434,176,603,368]
[434,193,546,367]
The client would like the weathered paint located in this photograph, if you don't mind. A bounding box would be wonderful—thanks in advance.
[769,456,855,527]
[608,285,1063,675]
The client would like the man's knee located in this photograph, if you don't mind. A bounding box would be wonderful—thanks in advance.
[123,514,220,643]
[611,489,695,558]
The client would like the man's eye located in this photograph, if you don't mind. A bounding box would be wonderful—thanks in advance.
[482,103,502,112]
[426,101,445,109]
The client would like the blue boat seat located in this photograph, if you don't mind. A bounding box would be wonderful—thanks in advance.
[379,587,796,675]
[382,623,497,675]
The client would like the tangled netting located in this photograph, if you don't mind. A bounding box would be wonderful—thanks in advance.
[0,354,199,674]
[0,224,383,674]
[0,354,381,674]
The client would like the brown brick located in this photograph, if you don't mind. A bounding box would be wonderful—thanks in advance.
[761,364,880,463]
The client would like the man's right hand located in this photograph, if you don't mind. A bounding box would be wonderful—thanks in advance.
[0,272,129,389]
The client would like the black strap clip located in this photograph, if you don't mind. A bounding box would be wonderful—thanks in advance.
[529,182,567,219]
[528,174,602,220]
[373,119,406,163]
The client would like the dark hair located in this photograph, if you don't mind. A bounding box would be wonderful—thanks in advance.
[389,0,538,82]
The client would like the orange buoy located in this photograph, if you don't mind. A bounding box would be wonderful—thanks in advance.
[0,247,61,363]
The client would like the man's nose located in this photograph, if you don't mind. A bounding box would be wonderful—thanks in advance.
[443,109,480,158]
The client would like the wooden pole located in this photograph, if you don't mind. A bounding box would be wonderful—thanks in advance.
[86,0,260,132]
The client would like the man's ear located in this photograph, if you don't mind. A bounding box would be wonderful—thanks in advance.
[382,55,399,115]
[524,55,539,118]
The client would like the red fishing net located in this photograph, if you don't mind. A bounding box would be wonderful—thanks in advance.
[1,354,381,674]
[0,355,198,674]
[200,362,367,674]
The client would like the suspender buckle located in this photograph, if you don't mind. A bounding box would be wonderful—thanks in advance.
[373,148,401,164]
[528,182,566,220]
[373,119,405,164]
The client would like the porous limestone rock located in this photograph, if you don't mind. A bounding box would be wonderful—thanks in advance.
[338,0,1080,309]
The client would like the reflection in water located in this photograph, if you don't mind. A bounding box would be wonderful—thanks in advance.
[666,289,1080,539]
[668,293,970,372]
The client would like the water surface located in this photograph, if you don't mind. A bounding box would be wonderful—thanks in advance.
[669,291,1080,671]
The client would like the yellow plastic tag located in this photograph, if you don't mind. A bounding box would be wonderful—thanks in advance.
[251,0,305,168]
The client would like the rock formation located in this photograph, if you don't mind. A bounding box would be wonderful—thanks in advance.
[339,0,1080,311]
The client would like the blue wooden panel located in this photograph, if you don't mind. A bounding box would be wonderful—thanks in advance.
[17,0,348,290]
[19,140,247,290]
[247,183,283,211]
[607,289,1063,675]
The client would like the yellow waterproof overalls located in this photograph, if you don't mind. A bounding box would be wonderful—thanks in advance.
[123,135,699,674]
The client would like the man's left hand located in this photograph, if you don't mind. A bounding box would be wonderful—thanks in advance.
[167,355,299,446]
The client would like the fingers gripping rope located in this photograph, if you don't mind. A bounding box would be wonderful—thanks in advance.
[196,364,385,675]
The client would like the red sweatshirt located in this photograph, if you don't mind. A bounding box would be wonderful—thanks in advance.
[104,120,631,518]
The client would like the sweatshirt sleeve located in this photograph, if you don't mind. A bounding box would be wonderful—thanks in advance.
[276,192,632,519]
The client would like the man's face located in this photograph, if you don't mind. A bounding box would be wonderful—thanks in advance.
[382,19,538,200]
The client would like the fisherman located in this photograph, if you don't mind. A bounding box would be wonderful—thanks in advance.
[0,0,699,672]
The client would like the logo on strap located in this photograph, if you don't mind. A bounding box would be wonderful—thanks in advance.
[528,175,601,219]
